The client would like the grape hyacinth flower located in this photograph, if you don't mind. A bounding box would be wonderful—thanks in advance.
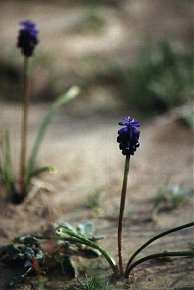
[117,117,140,156]
[17,20,39,57]
[117,116,140,275]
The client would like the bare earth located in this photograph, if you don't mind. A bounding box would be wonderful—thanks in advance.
[0,103,193,290]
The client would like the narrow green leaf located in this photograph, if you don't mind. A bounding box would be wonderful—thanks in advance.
[25,86,80,187]
[1,130,15,193]
[29,165,55,178]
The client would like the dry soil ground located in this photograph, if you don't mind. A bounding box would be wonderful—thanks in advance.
[0,103,193,290]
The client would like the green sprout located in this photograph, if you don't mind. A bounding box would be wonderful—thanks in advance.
[85,188,102,211]
[56,222,118,275]
[153,184,193,215]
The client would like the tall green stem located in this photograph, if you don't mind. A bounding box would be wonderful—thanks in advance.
[118,155,130,275]
[20,56,29,193]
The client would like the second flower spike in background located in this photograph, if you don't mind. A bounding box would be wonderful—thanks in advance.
[17,20,39,57]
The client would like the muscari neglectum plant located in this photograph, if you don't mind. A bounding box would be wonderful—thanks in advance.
[0,20,79,203]
[55,116,194,279]
[116,117,194,277]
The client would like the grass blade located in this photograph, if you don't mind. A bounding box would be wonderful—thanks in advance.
[1,130,15,193]
[29,165,55,178]
[25,86,79,187]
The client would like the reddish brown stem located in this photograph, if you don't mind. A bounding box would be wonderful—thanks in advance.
[19,57,29,193]
[118,155,130,275]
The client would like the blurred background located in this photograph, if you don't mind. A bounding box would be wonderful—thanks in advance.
[0,0,193,209]
[0,0,193,116]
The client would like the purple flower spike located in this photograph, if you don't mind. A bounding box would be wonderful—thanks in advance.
[17,20,39,57]
[117,116,140,156]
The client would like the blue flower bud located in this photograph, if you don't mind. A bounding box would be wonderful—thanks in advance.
[17,20,39,57]
[117,116,140,156]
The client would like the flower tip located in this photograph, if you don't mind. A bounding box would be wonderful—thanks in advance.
[68,86,80,98]
[117,116,140,156]
[17,19,39,57]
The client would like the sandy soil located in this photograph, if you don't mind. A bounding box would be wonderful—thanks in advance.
[0,103,193,289]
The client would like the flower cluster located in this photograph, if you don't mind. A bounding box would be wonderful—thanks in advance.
[17,20,39,57]
[117,116,140,156]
